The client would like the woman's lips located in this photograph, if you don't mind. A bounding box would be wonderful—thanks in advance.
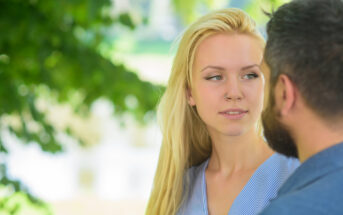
[218,109,248,120]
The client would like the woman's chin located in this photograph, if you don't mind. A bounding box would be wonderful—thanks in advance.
[216,127,245,137]
[224,130,245,137]
[208,125,252,138]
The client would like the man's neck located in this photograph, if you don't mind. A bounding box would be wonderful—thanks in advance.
[294,117,343,162]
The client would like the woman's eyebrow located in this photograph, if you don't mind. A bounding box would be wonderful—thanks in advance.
[200,64,261,72]
[200,65,225,72]
[241,64,260,71]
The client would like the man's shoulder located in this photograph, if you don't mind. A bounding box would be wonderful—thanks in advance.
[260,168,343,215]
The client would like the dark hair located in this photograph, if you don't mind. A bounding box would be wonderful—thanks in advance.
[265,0,343,120]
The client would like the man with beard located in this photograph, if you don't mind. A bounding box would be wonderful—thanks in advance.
[259,0,343,214]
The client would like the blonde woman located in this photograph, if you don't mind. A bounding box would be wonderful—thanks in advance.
[146,8,299,215]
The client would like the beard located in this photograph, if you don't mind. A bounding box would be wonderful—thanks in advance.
[262,90,299,158]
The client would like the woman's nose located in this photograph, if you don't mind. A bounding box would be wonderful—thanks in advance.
[224,78,243,101]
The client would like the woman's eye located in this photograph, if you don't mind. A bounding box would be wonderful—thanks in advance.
[206,75,222,81]
[243,73,259,79]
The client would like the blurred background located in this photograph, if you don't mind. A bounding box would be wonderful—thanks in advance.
[0,0,289,214]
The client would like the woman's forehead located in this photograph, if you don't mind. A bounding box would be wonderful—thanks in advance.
[192,33,263,73]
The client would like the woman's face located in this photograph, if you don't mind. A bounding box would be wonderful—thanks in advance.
[188,33,264,137]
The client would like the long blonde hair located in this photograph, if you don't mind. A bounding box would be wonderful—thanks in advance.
[146,8,265,215]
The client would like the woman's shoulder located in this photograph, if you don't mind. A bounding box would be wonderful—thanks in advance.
[258,152,300,185]
[185,160,208,182]
[183,160,208,193]
[272,152,300,172]
[226,154,300,214]
[177,160,208,215]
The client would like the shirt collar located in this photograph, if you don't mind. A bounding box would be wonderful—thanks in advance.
[278,141,343,195]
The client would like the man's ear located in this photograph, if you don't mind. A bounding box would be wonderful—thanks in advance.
[274,74,297,116]
[187,87,196,106]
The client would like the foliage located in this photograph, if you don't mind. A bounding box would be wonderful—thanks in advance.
[245,0,291,25]
[171,0,224,24]
[0,164,52,215]
[0,0,163,214]
[172,0,291,25]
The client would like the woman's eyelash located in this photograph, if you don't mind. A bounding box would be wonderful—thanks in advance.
[244,73,259,79]
[204,72,259,80]
[205,75,222,80]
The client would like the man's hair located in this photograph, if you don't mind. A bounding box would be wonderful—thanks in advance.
[265,0,343,120]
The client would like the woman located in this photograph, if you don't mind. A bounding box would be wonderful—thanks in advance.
[146,8,299,215]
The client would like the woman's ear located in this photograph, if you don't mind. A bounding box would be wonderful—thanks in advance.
[187,87,196,106]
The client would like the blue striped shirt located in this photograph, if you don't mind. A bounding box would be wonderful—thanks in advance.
[177,153,300,215]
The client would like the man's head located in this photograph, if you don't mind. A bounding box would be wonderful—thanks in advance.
[262,0,343,158]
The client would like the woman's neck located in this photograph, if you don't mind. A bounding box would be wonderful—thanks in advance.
[207,130,273,176]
